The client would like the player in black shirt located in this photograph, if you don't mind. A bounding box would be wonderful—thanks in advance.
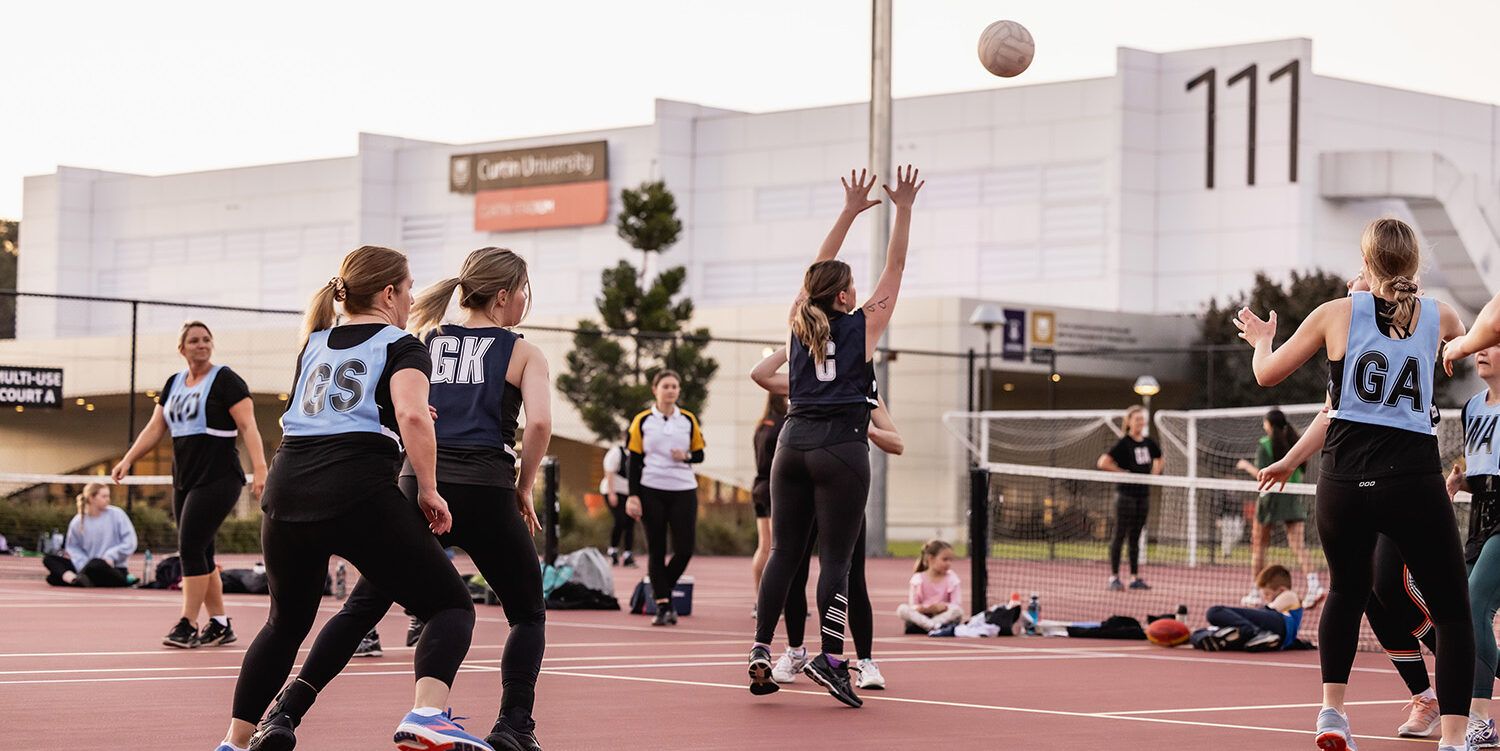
[113,320,268,649]
[1096,405,1163,591]
[750,391,787,611]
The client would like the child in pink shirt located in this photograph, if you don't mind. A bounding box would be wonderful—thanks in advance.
[897,540,964,633]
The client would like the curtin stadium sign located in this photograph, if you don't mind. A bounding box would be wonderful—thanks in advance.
[0,366,63,409]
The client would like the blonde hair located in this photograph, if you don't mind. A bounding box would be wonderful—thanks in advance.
[302,246,410,344]
[1123,405,1146,427]
[1360,218,1422,339]
[914,539,954,573]
[410,247,531,335]
[790,260,854,365]
[75,482,108,531]
[1256,564,1292,591]
[177,320,212,351]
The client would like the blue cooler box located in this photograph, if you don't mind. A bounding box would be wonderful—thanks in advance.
[630,576,694,616]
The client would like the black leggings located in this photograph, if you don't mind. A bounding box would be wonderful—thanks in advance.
[1206,605,1287,638]
[784,523,873,660]
[1109,493,1149,576]
[755,439,870,656]
[230,485,475,724]
[173,475,242,577]
[43,555,130,587]
[290,479,547,730]
[1365,534,1439,696]
[1316,474,1473,716]
[640,487,696,603]
[607,493,635,551]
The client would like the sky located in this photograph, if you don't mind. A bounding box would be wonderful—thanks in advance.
[2,0,1497,219]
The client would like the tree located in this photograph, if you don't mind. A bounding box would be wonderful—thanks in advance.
[556,181,718,444]
[1197,269,1469,408]
[0,220,16,339]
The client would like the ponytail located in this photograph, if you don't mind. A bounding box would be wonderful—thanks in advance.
[1360,218,1423,340]
[410,277,463,336]
[75,482,107,532]
[300,246,410,346]
[410,248,531,336]
[301,282,340,345]
[791,299,833,365]
[914,539,954,573]
[1265,409,1305,472]
[791,260,854,365]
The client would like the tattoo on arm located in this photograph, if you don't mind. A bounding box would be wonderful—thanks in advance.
[863,297,890,312]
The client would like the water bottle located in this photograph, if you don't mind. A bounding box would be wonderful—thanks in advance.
[335,561,347,600]
[1025,593,1041,636]
[1175,604,1189,621]
[253,561,266,576]
[143,550,154,586]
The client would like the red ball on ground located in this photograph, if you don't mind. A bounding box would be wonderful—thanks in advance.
[1146,618,1191,647]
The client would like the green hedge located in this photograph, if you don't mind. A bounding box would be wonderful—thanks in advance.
[0,502,262,555]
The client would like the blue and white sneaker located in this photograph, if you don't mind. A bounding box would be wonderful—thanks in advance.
[1315,707,1357,751]
[393,709,494,751]
[214,744,246,751]
[1470,716,1500,749]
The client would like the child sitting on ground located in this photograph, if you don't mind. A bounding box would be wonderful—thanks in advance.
[1194,564,1304,652]
[897,540,964,634]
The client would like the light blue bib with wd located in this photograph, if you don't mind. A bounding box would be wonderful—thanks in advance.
[281,325,408,447]
[163,365,235,438]
[1329,291,1439,436]
[1465,389,1500,477]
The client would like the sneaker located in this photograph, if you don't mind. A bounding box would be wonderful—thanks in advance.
[1303,582,1328,610]
[164,617,199,649]
[622,552,637,568]
[651,606,672,626]
[406,617,425,648]
[394,709,493,751]
[853,659,886,690]
[485,719,541,751]
[1396,695,1439,737]
[803,653,862,708]
[1240,589,1264,607]
[352,629,383,658]
[1471,717,1500,749]
[608,548,620,566]
[1244,629,1282,652]
[198,618,237,647]
[748,645,779,696]
[772,647,810,684]
[1129,578,1152,590]
[665,606,678,625]
[1315,707,1357,751]
[247,712,296,751]
[1107,576,1124,591]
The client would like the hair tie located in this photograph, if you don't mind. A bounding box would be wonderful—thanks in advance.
[327,276,348,302]
[1390,276,1419,295]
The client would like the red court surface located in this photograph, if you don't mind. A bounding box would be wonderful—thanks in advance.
[0,553,1444,749]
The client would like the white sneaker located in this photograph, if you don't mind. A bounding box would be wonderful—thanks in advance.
[771,647,809,684]
[853,659,886,690]
[1303,582,1327,609]
[1240,589,1263,607]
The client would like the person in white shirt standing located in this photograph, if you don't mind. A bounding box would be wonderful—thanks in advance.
[600,434,637,567]
[625,371,706,626]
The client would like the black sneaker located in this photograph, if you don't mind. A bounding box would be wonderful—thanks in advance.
[609,548,620,567]
[622,552,637,568]
[248,711,297,751]
[803,653,862,708]
[1129,578,1152,590]
[665,605,678,625]
[651,605,672,626]
[352,629,383,658]
[485,720,542,751]
[1244,629,1282,653]
[405,616,425,648]
[198,618,237,647]
[163,617,199,649]
[748,645,779,696]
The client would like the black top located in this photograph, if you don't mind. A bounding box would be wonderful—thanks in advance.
[400,325,524,489]
[1107,435,1161,498]
[783,308,872,449]
[158,367,251,490]
[753,413,787,485]
[262,324,431,522]
[1322,298,1442,482]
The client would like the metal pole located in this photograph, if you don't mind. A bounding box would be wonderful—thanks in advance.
[968,466,990,614]
[126,301,138,512]
[982,328,993,411]
[865,0,892,558]
[966,348,976,466]
[542,456,560,566]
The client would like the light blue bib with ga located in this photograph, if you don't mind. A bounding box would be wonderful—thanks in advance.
[162,365,235,438]
[281,326,409,446]
[1329,291,1439,436]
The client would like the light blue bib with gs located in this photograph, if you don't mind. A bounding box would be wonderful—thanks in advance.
[281,325,409,447]
[1465,389,1500,477]
[1329,291,1439,436]
[163,365,235,438]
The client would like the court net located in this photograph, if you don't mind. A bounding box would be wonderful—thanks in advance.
[947,405,1472,651]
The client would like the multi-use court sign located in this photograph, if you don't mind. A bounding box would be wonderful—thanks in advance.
[449,140,610,233]
[0,366,63,409]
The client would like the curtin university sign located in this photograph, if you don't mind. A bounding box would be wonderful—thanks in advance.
[0,366,63,409]
[449,141,610,232]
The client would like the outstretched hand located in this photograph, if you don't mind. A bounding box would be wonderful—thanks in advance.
[840,169,881,215]
[1233,307,1277,349]
[1443,337,1469,377]
[882,165,924,208]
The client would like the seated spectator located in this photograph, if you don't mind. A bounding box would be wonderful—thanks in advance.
[896,539,964,633]
[43,482,137,588]
[1194,564,1304,652]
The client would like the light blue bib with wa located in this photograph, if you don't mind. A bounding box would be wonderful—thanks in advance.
[280,326,408,446]
[1329,291,1439,436]
[163,365,234,438]
[1465,389,1500,477]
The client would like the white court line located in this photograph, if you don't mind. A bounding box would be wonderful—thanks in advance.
[1099,699,1412,716]
[538,669,1430,745]
[0,638,751,660]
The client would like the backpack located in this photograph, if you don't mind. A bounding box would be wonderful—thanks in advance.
[142,555,183,590]
[220,568,269,595]
[546,581,621,610]
[552,547,615,597]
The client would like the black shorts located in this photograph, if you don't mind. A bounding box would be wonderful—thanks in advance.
[752,479,771,519]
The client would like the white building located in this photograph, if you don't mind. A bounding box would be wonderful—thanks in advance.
[9,37,1499,540]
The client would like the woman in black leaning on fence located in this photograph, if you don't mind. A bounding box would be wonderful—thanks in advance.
[113,319,267,649]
